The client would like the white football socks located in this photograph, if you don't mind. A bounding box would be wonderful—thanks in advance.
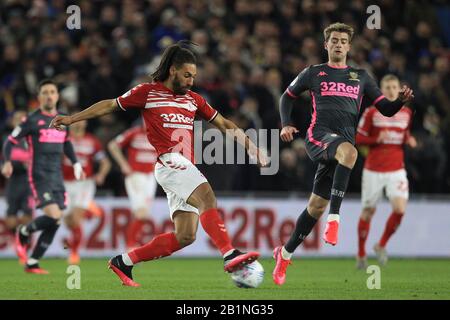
[281,246,292,260]
[122,253,134,266]
[223,249,235,259]
[327,214,340,223]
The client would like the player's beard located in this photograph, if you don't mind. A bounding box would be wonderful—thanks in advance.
[172,76,191,95]
[42,103,57,113]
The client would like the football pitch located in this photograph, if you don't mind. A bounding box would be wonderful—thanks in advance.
[0,258,449,300]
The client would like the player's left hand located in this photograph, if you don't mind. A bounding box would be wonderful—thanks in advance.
[50,115,73,131]
[95,173,106,186]
[399,85,414,103]
[73,162,86,180]
[406,136,417,148]
[248,145,269,167]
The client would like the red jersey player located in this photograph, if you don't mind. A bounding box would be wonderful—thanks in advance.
[63,120,111,264]
[356,74,417,269]
[108,122,158,249]
[50,41,268,287]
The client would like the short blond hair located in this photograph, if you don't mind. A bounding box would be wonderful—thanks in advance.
[324,22,354,42]
[380,74,400,86]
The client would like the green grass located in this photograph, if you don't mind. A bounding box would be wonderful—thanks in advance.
[0,258,449,300]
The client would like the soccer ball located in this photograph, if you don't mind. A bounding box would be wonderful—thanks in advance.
[231,261,264,288]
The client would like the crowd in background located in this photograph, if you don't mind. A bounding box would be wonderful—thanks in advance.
[1,0,450,195]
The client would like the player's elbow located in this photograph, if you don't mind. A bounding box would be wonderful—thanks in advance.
[107,140,117,153]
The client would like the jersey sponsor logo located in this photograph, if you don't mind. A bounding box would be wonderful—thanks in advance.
[160,113,194,124]
[39,128,67,143]
[349,72,360,81]
[162,123,193,130]
[320,81,360,99]
[43,192,52,201]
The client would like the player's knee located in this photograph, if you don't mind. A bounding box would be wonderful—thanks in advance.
[198,188,217,212]
[64,214,73,227]
[307,201,327,217]
[361,208,376,221]
[337,143,358,167]
[176,232,196,247]
[134,208,148,219]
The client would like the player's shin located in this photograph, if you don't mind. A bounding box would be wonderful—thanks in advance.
[379,211,403,247]
[126,218,145,249]
[284,208,318,256]
[329,164,352,216]
[358,218,370,257]
[29,217,60,262]
[199,208,233,256]
[125,232,181,265]
[24,215,59,234]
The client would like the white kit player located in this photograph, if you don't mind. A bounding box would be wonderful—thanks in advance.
[108,122,158,249]
[50,41,267,287]
[356,74,417,268]
[63,120,111,264]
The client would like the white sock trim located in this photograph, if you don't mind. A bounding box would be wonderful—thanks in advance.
[223,249,235,258]
[122,253,134,266]
[21,226,29,236]
[27,258,38,265]
[327,214,340,223]
[281,246,292,260]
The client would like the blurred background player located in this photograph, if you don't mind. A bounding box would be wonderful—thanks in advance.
[63,120,111,265]
[274,23,414,286]
[356,74,417,269]
[1,79,84,274]
[1,111,34,245]
[108,121,157,250]
[50,41,267,287]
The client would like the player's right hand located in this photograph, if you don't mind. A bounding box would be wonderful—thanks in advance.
[280,126,299,142]
[1,161,13,178]
[50,115,73,131]
[120,163,133,176]
[399,85,414,103]
[376,130,389,143]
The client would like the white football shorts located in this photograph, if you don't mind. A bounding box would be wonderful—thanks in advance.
[361,168,409,208]
[65,178,96,211]
[125,171,158,214]
[155,152,208,220]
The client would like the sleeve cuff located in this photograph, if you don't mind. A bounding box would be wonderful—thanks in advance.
[208,110,219,122]
[116,98,126,111]
[286,88,298,99]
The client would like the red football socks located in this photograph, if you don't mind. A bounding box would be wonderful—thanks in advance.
[126,219,145,248]
[358,218,370,257]
[379,212,403,247]
[200,208,234,255]
[128,232,181,264]
[70,225,82,254]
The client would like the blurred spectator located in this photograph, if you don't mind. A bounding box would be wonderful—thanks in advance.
[0,0,449,194]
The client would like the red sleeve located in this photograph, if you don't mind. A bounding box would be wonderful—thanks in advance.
[116,83,150,110]
[356,107,377,145]
[115,128,135,148]
[192,92,218,122]
[356,132,378,145]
